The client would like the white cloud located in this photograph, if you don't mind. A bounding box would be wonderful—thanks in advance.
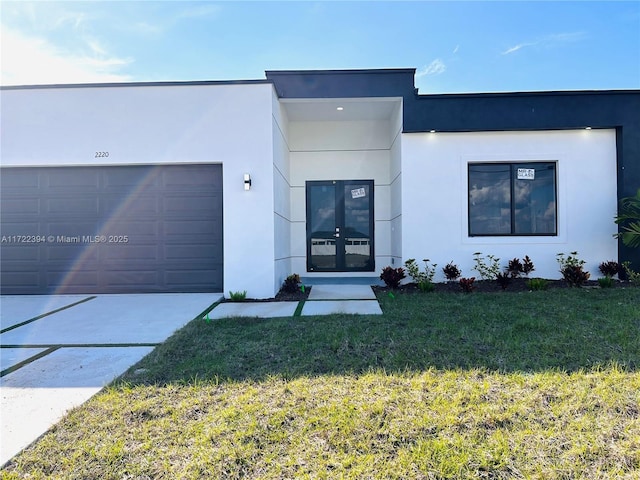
[502,42,535,55]
[1,26,133,86]
[416,59,446,77]
[502,32,586,55]
[177,4,222,20]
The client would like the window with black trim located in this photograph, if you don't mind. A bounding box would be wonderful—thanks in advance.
[468,162,557,236]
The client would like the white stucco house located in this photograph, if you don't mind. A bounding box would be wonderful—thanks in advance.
[1,69,639,297]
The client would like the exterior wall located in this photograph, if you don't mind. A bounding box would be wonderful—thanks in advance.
[389,102,403,267]
[1,82,279,298]
[272,92,292,292]
[288,119,395,278]
[401,129,618,281]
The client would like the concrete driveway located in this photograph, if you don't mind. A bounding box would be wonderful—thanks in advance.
[0,293,220,466]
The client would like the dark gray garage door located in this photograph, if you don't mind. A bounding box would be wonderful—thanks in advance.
[0,165,223,294]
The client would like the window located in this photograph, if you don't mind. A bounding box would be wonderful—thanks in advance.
[468,162,557,236]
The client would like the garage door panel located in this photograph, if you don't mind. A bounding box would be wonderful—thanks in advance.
[104,167,159,189]
[163,220,221,235]
[103,270,160,289]
[46,245,99,261]
[102,195,160,216]
[0,245,40,261]
[163,194,220,216]
[165,268,223,288]
[1,198,41,216]
[0,222,41,234]
[1,165,223,294]
[48,270,99,289]
[165,245,219,260]
[0,171,40,190]
[1,270,40,288]
[47,222,100,237]
[47,170,99,189]
[162,166,218,187]
[46,197,100,215]
[102,245,159,261]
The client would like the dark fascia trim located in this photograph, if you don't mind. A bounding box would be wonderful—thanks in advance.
[416,88,640,99]
[0,79,273,91]
[266,68,416,76]
[403,126,622,134]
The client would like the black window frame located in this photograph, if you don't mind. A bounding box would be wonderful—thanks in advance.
[468,161,558,237]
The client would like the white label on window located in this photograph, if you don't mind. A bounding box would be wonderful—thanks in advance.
[517,168,535,180]
[351,187,366,199]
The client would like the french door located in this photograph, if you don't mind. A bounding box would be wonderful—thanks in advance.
[305,180,374,272]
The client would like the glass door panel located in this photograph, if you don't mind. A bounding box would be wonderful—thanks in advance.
[307,183,337,270]
[306,180,374,272]
[343,182,372,269]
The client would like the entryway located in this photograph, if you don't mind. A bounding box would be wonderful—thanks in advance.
[305,180,374,272]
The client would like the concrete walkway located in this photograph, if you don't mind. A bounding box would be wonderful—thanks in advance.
[0,285,381,466]
[0,293,220,466]
[208,284,382,319]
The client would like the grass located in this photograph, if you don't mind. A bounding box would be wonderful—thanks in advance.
[3,288,640,479]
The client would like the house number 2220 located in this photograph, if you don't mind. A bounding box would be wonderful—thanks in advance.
[95,151,109,158]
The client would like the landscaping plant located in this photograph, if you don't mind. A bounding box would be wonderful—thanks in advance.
[557,251,590,287]
[507,256,535,278]
[472,252,501,281]
[380,266,406,289]
[622,261,640,286]
[442,261,461,282]
[228,290,247,301]
[495,271,512,290]
[459,276,476,293]
[404,258,437,292]
[599,260,620,278]
[527,277,549,291]
[614,188,640,247]
[282,273,302,293]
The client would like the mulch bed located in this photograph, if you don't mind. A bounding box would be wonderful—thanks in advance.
[223,278,634,303]
[221,286,312,303]
[374,277,632,295]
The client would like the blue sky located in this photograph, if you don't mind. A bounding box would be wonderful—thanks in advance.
[2,1,639,93]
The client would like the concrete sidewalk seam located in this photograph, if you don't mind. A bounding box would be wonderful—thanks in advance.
[0,347,60,378]
[0,296,96,334]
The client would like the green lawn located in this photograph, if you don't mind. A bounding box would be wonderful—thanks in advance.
[3,288,640,479]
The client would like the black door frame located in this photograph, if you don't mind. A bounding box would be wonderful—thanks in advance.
[305,180,375,272]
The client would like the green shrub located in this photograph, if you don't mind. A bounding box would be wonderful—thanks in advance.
[472,252,501,281]
[598,276,615,288]
[228,290,247,301]
[622,261,640,286]
[404,258,437,292]
[527,278,549,291]
[557,251,590,287]
[417,280,435,292]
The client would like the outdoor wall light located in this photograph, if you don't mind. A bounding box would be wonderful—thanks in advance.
[244,173,252,191]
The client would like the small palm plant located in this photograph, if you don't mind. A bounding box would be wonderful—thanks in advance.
[614,189,640,248]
